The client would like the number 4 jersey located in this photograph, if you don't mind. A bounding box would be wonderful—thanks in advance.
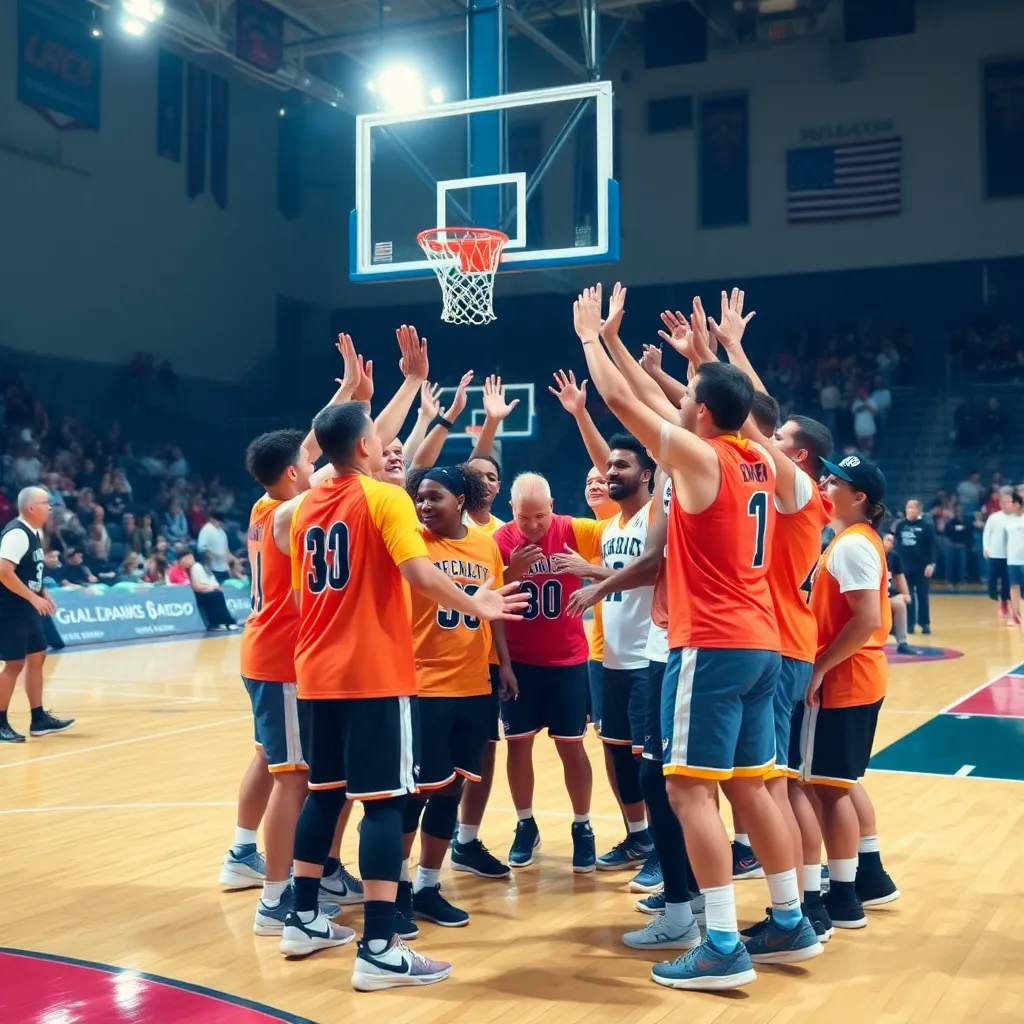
[410,528,505,696]
[290,474,427,699]
[494,515,604,667]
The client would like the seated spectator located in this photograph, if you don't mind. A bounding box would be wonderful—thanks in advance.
[168,547,191,585]
[58,511,86,552]
[186,550,237,630]
[851,387,878,453]
[42,517,65,556]
[12,443,42,487]
[100,469,132,518]
[88,510,111,561]
[119,551,145,583]
[43,472,65,509]
[956,471,983,516]
[42,549,62,588]
[226,553,248,581]
[61,548,98,587]
[167,446,190,480]
[868,375,892,428]
[86,538,117,582]
[125,512,155,557]
[144,554,170,585]
[197,513,230,582]
[187,497,207,537]
[76,488,100,526]
[164,500,189,543]
[154,535,174,563]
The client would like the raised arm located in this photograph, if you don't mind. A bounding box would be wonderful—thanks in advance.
[400,558,526,622]
[470,375,520,459]
[548,369,610,471]
[411,370,474,470]
[403,381,440,465]
[707,288,763,393]
[639,344,688,407]
[373,324,430,447]
[301,333,359,464]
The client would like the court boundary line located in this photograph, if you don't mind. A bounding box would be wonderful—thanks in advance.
[867,766,1024,785]
[939,662,1024,714]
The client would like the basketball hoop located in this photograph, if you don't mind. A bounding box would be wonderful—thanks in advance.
[417,227,508,326]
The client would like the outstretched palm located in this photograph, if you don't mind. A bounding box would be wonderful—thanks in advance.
[708,287,756,348]
[482,374,520,420]
[549,369,587,416]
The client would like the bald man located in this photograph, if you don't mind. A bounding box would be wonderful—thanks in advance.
[0,487,74,743]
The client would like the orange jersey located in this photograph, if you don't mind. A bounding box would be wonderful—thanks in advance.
[240,496,298,683]
[411,529,504,696]
[290,474,427,700]
[667,436,780,652]
[464,512,504,536]
[811,523,891,709]
[768,471,833,663]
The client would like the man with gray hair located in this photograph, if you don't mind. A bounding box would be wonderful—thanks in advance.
[0,487,75,743]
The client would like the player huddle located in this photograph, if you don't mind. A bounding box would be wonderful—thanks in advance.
[226,291,900,993]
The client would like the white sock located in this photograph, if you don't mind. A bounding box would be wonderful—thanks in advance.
[702,884,738,935]
[858,835,880,854]
[517,807,534,821]
[261,879,289,907]
[628,818,649,833]
[233,826,258,849]
[572,813,590,824]
[399,858,411,882]
[828,856,858,883]
[733,833,750,847]
[367,937,389,954]
[663,900,695,931]
[414,866,441,893]
[766,868,801,913]
[802,863,822,895]
[457,823,480,844]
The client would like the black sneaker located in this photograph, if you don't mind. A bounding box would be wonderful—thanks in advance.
[509,817,541,868]
[803,900,833,942]
[921,626,932,635]
[571,821,596,873]
[856,868,901,908]
[895,642,917,655]
[732,841,764,879]
[412,884,469,927]
[29,711,75,737]
[822,889,867,929]
[0,721,26,743]
[740,907,772,940]
[395,880,419,939]
[451,838,511,878]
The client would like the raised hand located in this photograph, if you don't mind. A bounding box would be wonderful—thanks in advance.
[482,374,520,421]
[469,578,531,622]
[658,310,694,360]
[640,343,663,376]
[334,333,362,399]
[353,355,374,403]
[573,284,603,343]
[707,287,755,349]
[442,370,474,421]
[548,369,588,417]
[396,324,429,381]
[689,296,713,358]
[419,381,442,421]
[603,281,627,338]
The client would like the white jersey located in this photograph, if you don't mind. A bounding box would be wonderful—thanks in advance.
[983,510,1009,560]
[601,501,654,670]
[645,477,672,664]
[1006,515,1024,566]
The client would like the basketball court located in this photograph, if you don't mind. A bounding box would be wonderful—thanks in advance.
[2,595,1023,1023]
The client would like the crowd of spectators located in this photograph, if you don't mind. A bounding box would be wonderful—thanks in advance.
[948,318,1024,383]
[0,368,249,629]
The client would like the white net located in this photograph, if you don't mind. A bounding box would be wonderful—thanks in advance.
[417,228,508,326]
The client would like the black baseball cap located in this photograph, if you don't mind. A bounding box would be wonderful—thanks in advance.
[820,454,886,504]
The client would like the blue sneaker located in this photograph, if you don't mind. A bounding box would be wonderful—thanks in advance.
[651,936,757,991]
[636,891,665,915]
[629,852,663,892]
[254,885,340,936]
[451,838,510,879]
[319,863,364,906]
[743,915,823,965]
[412,884,470,927]
[731,841,764,880]
[623,916,701,951]
[395,880,419,940]
[219,845,266,890]
[597,831,654,872]
[571,821,597,873]
[509,818,541,868]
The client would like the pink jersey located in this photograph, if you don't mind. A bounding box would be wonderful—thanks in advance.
[494,514,604,667]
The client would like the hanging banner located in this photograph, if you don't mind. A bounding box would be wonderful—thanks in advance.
[17,0,102,131]
[236,0,284,74]
[698,92,749,228]
[983,58,1024,199]
[186,62,208,199]
[157,49,184,162]
[210,73,229,208]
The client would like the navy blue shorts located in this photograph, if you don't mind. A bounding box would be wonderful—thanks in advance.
[500,661,589,741]
[642,658,667,761]
[418,693,493,789]
[1009,564,1024,588]
[773,657,812,777]
[587,660,604,732]
[242,678,306,773]
[486,664,501,743]
[600,667,648,754]
[661,647,780,781]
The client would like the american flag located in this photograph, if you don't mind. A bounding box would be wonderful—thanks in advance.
[786,137,902,223]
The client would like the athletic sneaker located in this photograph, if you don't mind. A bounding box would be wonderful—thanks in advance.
[509,818,541,868]
[451,838,510,879]
[571,821,597,873]
[319,864,364,905]
[895,642,917,655]
[0,722,25,743]
[804,901,833,942]
[856,868,901,907]
[822,889,867,929]
[596,831,654,872]
[623,916,701,951]
[279,910,356,958]
[351,937,452,991]
[254,887,341,936]
[29,711,75,737]
[629,852,663,892]
[219,845,266,890]
[395,881,419,940]
[412,884,469,927]
[731,841,764,880]
[636,891,665,915]
[650,936,757,991]
[742,915,823,964]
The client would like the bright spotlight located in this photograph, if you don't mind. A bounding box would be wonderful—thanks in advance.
[429,86,444,104]
[122,16,146,35]
[278,107,286,117]
[123,0,164,25]
[91,26,103,37]
[373,64,424,113]
[366,80,376,93]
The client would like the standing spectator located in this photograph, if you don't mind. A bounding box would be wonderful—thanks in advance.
[956,471,983,516]
[1005,494,1024,632]
[167,446,190,480]
[894,499,936,636]
[946,504,972,588]
[818,374,841,434]
[983,488,1014,620]
[197,513,230,582]
[868,375,892,429]
[851,388,878,453]
[186,496,207,537]
[164,500,189,544]
[126,512,155,557]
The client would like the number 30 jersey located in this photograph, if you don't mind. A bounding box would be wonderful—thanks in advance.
[666,435,781,653]
[601,502,655,671]
[290,474,427,700]
[410,528,504,697]
[494,515,604,668]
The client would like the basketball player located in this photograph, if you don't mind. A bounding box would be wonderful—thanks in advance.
[576,284,820,989]
[398,465,516,932]
[463,374,518,535]
[796,454,891,929]
[494,472,605,871]
[0,487,74,743]
[278,402,525,990]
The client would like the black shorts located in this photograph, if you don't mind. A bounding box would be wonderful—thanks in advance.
[642,659,667,761]
[297,695,419,800]
[500,661,589,740]
[791,698,883,788]
[600,667,648,754]
[486,665,501,743]
[0,612,47,663]
[418,693,493,789]
[587,660,603,730]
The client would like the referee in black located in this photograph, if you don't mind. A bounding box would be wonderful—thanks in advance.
[0,486,75,743]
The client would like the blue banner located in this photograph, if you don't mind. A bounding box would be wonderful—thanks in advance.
[17,0,102,131]
[51,586,207,646]
[223,585,253,624]
[698,92,749,228]
[236,0,284,74]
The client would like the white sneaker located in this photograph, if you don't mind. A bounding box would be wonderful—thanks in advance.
[623,917,702,950]
[319,865,365,906]
[280,911,355,958]
[219,847,265,890]
[351,937,452,991]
